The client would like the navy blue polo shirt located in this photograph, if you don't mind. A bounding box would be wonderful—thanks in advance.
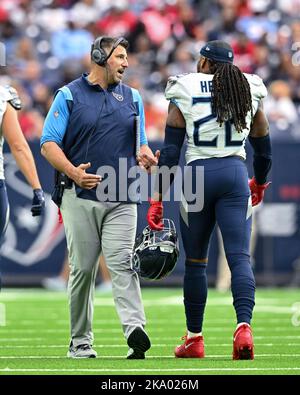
[41,73,148,203]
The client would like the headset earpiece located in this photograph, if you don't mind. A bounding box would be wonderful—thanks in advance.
[91,37,107,66]
[91,36,126,67]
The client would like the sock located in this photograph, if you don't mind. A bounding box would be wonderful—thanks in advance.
[228,254,255,324]
[187,330,202,339]
[236,322,250,330]
[184,260,207,333]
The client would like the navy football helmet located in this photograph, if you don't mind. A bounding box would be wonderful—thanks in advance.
[131,219,179,281]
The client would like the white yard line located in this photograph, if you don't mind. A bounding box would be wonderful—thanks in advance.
[1,367,300,373]
[1,292,298,307]
[0,354,300,359]
[7,317,292,326]
[1,338,300,344]
[0,327,298,334]
[1,343,300,348]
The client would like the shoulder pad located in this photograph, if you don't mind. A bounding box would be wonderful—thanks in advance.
[5,85,22,110]
[244,73,267,100]
[249,74,263,87]
[167,73,190,85]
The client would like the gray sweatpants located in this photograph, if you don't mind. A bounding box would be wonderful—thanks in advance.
[60,187,146,347]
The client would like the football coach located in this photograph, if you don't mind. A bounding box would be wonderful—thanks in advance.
[40,36,158,359]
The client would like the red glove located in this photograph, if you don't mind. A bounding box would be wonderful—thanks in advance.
[58,208,63,224]
[249,177,271,206]
[147,198,163,230]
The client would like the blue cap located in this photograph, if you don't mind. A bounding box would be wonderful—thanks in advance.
[200,41,234,64]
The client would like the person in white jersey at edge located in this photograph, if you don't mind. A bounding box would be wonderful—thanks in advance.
[0,85,45,290]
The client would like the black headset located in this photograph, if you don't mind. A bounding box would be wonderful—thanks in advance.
[91,36,126,66]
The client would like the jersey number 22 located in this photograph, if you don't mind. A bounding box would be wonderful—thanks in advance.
[192,97,244,147]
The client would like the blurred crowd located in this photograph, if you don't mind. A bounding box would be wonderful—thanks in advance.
[1,0,300,141]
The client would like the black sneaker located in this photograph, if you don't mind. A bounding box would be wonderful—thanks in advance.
[126,327,151,359]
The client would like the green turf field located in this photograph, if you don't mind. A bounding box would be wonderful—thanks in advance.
[0,287,300,375]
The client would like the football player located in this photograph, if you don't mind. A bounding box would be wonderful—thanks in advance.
[0,85,45,289]
[145,40,272,360]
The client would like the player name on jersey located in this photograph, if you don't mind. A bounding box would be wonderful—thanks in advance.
[200,80,213,93]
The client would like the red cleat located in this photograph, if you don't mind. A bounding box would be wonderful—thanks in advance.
[174,335,205,358]
[233,324,254,360]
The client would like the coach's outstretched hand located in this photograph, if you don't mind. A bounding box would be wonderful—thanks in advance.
[147,198,163,231]
[31,188,45,216]
[248,177,271,207]
[137,145,160,174]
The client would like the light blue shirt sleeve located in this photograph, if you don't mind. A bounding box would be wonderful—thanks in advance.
[40,87,73,148]
[131,88,148,146]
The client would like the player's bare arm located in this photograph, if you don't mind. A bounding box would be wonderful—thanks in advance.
[41,141,101,189]
[2,103,41,190]
[138,103,186,175]
[249,101,270,138]
[248,100,272,203]
[148,102,187,223]
[166,102,186,128]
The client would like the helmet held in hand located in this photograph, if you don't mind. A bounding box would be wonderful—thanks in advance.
[131,219,179,281]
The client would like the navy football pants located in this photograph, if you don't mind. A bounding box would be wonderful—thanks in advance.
[180,157,255,332]
[0,180,9,290]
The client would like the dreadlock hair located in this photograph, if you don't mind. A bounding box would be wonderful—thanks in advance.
[208,59,253,133]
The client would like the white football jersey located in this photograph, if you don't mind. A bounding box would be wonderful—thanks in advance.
[165,72,267,163]
[0,85,13,179]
